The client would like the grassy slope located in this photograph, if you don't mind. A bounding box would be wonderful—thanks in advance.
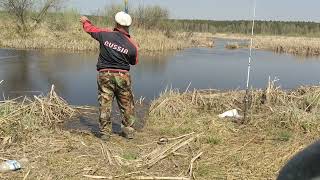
[0,13,207,53]
[1,84,320,179]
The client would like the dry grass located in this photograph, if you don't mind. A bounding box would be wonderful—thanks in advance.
[0,85,75,142]
[183,32,214,48]
[214,33,320,56]
[0,19,213,54]
[225,42,240,49]
[148,82,320,179]
[254,36,320,56]
[1,82,320,179]
[0,21,99,51]
[133,29,192,53]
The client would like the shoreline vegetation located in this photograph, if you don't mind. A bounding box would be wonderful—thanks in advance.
[0,21,214,53]
[0,7,214,54]
[1,3,320,56]
[217,33,320,56]
[1,2,320,179]
[1,82,320,179]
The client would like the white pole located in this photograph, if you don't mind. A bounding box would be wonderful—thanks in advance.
[243,0,256,123]
[246,0,256,90]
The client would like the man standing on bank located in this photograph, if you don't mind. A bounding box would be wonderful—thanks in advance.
[80,12,139,140]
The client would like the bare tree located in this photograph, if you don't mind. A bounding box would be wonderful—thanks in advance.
[0,0,64,35]
[133,4,169,29]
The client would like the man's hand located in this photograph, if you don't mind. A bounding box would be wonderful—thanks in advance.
[80,16,89,23]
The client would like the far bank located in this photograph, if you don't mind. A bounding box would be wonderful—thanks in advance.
[215,33,320,56]
[0,19,213,54]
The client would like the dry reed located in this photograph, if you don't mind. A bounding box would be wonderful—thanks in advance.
[254,36,320,56]
[147,82,320,179]
[1,82,320,179]
[0,85,75,142]
[225,42,240,49]
[0,20,213,54]
[214,33,320,56]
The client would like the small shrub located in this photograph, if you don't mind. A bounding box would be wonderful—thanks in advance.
[277,130,292,142]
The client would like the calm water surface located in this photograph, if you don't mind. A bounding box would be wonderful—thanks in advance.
[1,39,320,105]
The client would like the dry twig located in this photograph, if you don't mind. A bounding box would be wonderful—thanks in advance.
[23,169,31,180]
[188,152,203,178]
[83,175,112,179]
[132,176,190,180]
[146,135,198,168]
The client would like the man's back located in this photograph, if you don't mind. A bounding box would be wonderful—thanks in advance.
[80,13,139,141]
[82,20,138,71]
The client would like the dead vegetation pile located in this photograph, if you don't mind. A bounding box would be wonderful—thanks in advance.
[1,82,320,179]
[0,85,74,143]
[148,81,320,179]
[150,80,320,133]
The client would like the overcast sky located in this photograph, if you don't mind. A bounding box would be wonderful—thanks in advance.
[68,0,320,22]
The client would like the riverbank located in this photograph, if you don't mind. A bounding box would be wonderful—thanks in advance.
[0,21,213,54]
[215,33,320,56]
[1,83,320,179]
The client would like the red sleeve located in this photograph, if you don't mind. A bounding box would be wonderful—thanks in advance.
[82,20,112,41]
[125,36,139,65]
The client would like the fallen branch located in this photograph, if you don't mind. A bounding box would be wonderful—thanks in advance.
[147,135,197,168]
[100,143,108,164]
[83,175,112,179]
[167,132,195,141]
[23,169,31,180]
[83,175,190,180]
[106,147,114,166]
[188,152,203,178]
[100,143,114,166]
[304,90,320,111]
[114,171,145,178]
[157,132,195,145]
[132,176,190,180]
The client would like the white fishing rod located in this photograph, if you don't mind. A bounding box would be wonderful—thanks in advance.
[124,0,128,13]
[243,0,256,123]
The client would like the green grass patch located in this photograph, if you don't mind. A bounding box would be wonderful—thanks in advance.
[276,130,293,142]
[122,151,139,160]
[204,136,221,145]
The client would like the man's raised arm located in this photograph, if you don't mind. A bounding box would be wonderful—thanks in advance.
[80,16,111,41]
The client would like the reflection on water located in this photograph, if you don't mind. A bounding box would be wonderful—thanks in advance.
[1,39,320,105]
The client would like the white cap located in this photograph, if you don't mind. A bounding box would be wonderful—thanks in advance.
[115,11,132,27]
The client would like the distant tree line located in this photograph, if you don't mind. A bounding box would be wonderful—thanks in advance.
[162,20,320,37]
[97,3,320,37]
[1,1,320,38]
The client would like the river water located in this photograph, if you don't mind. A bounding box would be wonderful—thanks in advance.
[1,39,320,106]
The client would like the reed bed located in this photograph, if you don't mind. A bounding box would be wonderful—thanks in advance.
[254,36,320,56]
[225,42,240,49]
[225,41,248,50]
[1,83,320,179]
[0,20,214,53]
[214,33,320,56]
[148,82,320,179]
[150,81,320,131]
[0,85,75,142]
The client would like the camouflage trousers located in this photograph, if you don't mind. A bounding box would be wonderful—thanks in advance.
[97,71,136,134]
